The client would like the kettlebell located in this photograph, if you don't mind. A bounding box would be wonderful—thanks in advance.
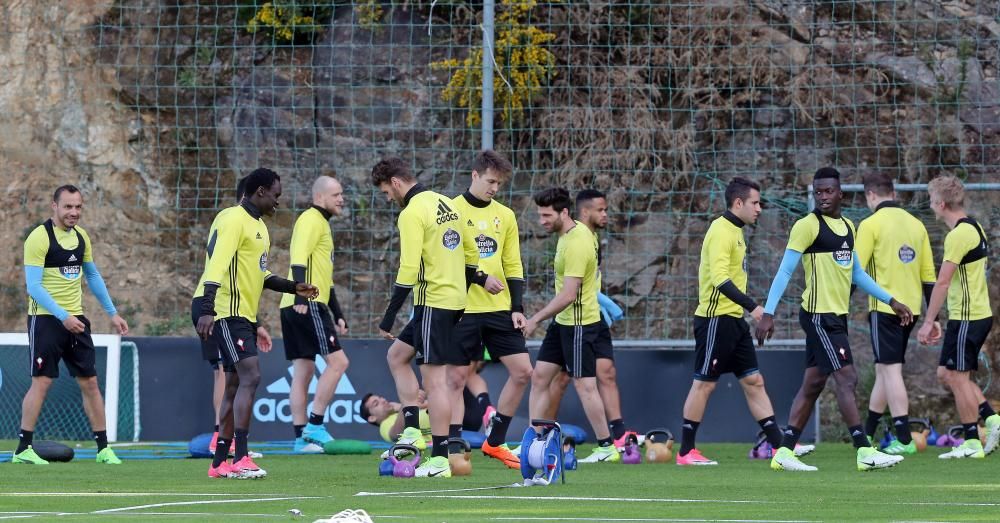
[644,429,674,463]
[389,443,419,478]
[447,437,472,476]
[948,424,966,446]
[908,418,930,451]
[563,437,577,470]
[379,457,395,476]
[622,433,641,464]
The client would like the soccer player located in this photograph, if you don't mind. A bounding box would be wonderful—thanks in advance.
[524,188,620,463]
[916,176,1000,458]
[372,157,478,478]
[280,175,351,453]
[574,189,633,452]
[14,184,129,465]
[677,177,792,466]
[449,150,531,468]
[196,168,318,479]
[755,167,912,472]
[191,176,272,456]
[855,173,936,455]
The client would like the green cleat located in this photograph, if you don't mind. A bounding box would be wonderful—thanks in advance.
[939,438,985,459]
[984,414,1000,455]
[770,446,817,471]
[96,447,122,464]
[882,439,917,455]
[12,446,49,465]
[857,446,903,471]
[396,427,428,451]
[578,445,621,463]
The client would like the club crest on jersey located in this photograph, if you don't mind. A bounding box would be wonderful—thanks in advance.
[259,252,268,271]
[833,241,852,266]
[493,216,502,230]
[442,228,460,250]
[436,200,459,224]
[898,244,915,263]
[60,264,82,280]
[477,234,498,258]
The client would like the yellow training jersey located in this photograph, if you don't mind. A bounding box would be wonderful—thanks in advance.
[192,207,239,300]
[23,221,94,317]
[856,202,935,315]
[201,203,272,322]
[942,218,991,321]
[452,193,524,313]
[379,409,431,443]
[280,206,334,308]
[696,213,749,318]
[787,210,856,315]
[554,221,601,326]
[395,186,478,310]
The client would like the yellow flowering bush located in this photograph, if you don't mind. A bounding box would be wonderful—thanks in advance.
[355,0,384,30]
[247,1,318,43]
[432,0,557,127]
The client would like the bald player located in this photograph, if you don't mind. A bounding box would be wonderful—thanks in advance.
[279,175,351,452]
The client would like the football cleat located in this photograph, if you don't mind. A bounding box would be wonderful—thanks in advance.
[983,414,1000,455]
[481,441,520,469]
[414,456,451,478]
[302,423,334,446]
[11,446,48,465]
[95,447,122,464]
[881,439,917,455]
[939,439,985,460]
[293,437,324,454]
[675,448,717,466]
[578,445,620,463]
[208,460,236,478]
[857,446,904,470]
[232,456,267,479]
[770,446,817,471]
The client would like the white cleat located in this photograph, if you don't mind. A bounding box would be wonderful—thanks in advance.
[983,414,1000,455]
[770,447,817,471]
[793,443,815,457]
[857,447,903,471]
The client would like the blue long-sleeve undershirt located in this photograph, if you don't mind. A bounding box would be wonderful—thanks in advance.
[25,263,117,321]
[763,249,892,315]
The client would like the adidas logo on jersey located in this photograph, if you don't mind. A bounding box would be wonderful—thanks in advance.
[256,232,262,240]
[67,254,77,262]
[841,241,849,249]
[436,200,459,224]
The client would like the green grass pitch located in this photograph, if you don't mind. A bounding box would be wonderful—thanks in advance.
[1,441,999,522]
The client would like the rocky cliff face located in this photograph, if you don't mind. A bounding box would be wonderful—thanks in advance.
[1,1,998,425]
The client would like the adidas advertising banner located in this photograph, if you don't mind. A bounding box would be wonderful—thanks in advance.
[129,337,814,442]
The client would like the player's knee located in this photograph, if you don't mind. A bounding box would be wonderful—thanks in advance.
[30,376,54,392]
[740,373,764,389]
[803,374,826,396]
[832,370,858,393]
[77,377,100,395]
[597,361,616,382]
[511,365,532,387]
[936,367,952,387]
[572,377,599,395]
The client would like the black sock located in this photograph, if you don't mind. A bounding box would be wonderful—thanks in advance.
[294,424,305,438]
[608,418,626,441]
[16,429,33,454]
[964,422,980,441]
[234,429,249,461]
[864,410,883,439]
[431,435,449,458]
[308,412,324,426]
[449,424,462,439]
[849,425,870,448]
[597,437,614,447]
[401,406,420,430]
[680,418,700,456]
[93,430,108,452]
[757,416,783,448]
[892,416,912,444]
[476,392,492,410]
[486,413,513,447]
[780,425,802,450]
[213,424,220,433]
[212,437,231,467]
[980,401,996,421]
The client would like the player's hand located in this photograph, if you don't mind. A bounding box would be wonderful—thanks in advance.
[196,315,215,340]
[511,312,527,330]
[889,298,913,326]
[110,314,129,336]
[750,305,764,323]
[63,316,86,334]
[754,313,774,348]
[335,318,348,336]
[295,283,319,299]
[522,317,538,338]
[256,326,273,352]
[293,304,308,315]
[379,328,395,341]
[930,320,942,342]
[483,275,505,295]
[917,320,942,345]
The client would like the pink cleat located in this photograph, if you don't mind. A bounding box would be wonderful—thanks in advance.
[208,460,236,479]
[675,448,718,466]
[232,456,267,479]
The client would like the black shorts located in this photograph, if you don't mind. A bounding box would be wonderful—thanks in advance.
[212,317,259,371]
[693,315,758,381]
[280,303,342,361]
[868,311,914,365]
[536,321,602,378]
[799,309,852,375]
[27,315,96,379]
[455,311,527,364]
[397,306,464,366]
[941,317,992,371]
[594,321,614,361]
[191,297,222,367]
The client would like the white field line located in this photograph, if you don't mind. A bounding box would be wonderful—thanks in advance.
[489,519,814,523]
[91,496,322,514]
[355,484,522,497]
[361,494,781,505]
[0,493,231,497]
